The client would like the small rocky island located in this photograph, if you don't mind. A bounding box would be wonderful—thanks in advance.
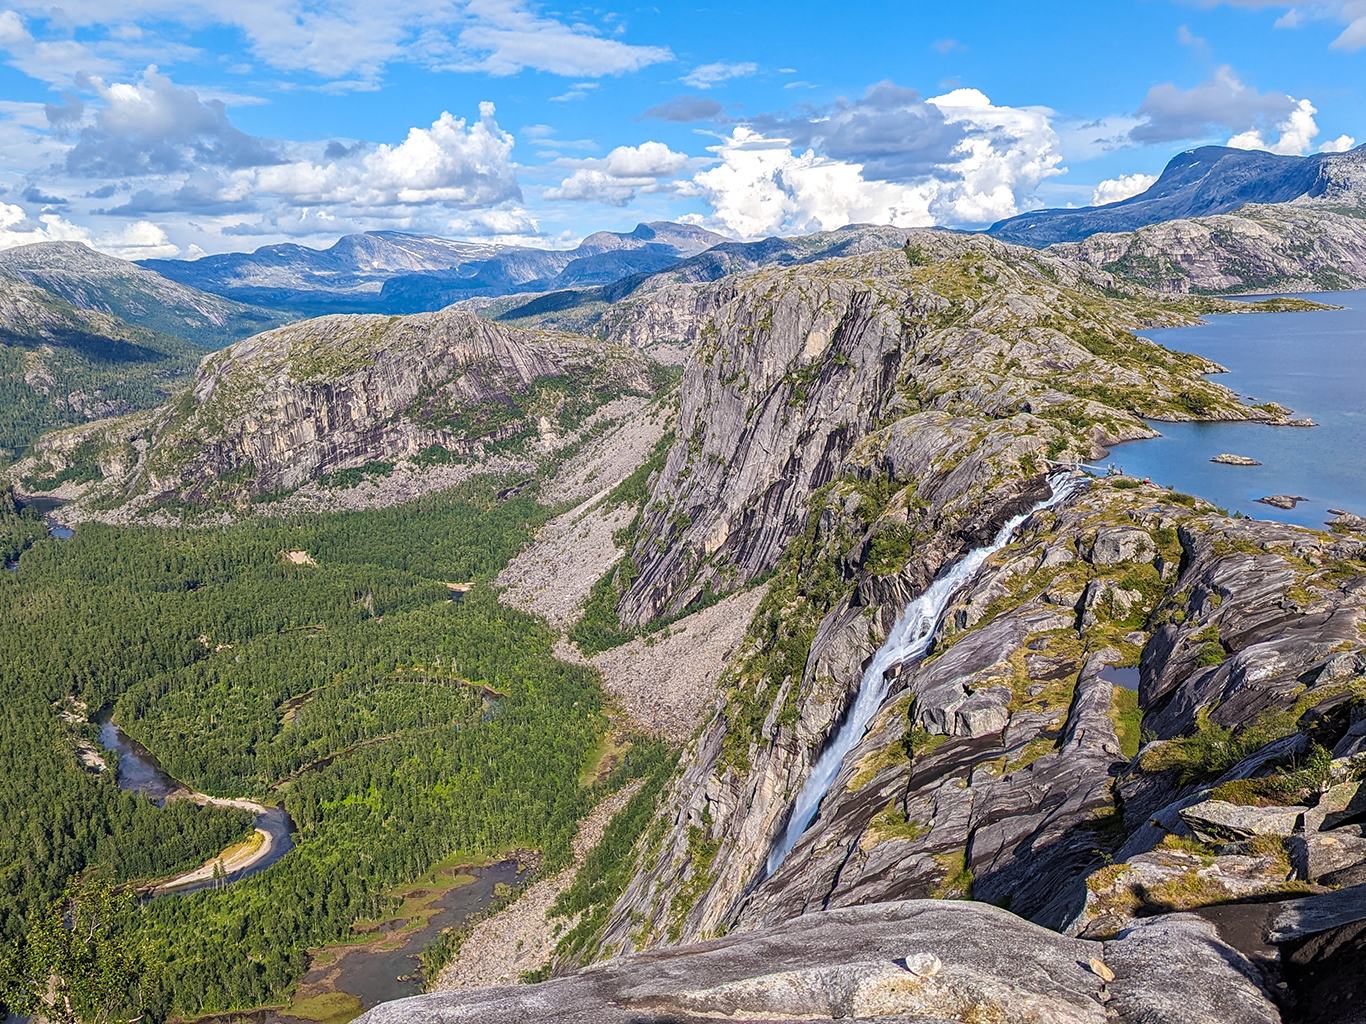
[1212,452,1262,466]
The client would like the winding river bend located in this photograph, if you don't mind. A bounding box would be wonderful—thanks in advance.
[98,720,527,1012]
[765,474,1082,876]
[97,718,295,895]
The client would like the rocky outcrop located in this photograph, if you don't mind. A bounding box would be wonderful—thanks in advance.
[360,900,1279,1024]
[572,471,1366,997]
[1053,201,1366,296]
[13,309,666,513]
[1179,800,1307,842]
[609,232,1276,629]
[1135,515,1366,740]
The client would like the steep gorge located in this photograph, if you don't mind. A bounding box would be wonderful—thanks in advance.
[352,230,1366,1024]
[489,233,1358,973]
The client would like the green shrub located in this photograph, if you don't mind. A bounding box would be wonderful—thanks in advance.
[1140,707,1300,782]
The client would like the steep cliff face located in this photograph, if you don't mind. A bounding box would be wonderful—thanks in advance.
[458,234,1342,966]
[1055,204,1366,295]
[17,308,664,512]
[610,233,1291,630]
[591,473,1366,965]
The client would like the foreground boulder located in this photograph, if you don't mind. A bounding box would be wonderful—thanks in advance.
[1179,799,1307,843]
[357,900,1277,1024]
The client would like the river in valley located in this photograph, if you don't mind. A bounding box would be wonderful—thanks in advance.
[291,859,530,1011]
[1115,290,1366,526]
[98,718,523,1013]
[5,496,73,570]
[97,718,295,894]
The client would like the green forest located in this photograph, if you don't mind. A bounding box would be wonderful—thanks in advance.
[0,479,646,1018]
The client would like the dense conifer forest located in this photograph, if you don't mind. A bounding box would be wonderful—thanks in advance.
[0,481,651,1017]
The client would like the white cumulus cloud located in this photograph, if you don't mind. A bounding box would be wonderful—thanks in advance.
[544,141,692,206]
[1226,97,1321,155]
[1320,134,1357,153]
[925,88,1063,224]
[253,103,520,209]
[63,66,282,177]
[690,129,937,237]
[690,86,1063,239]
[1090,173,1158,206]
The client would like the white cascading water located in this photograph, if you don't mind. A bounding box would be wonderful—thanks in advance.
[764,473,1080,877]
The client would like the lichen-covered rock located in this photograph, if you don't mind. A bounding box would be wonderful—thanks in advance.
[358,900,1283,1024]
[1290,830,1366,885]
[1304,781,1365,833]
[1137,517,1366,741]
[1178,800,1307,842]
[1086,526,1153,565]
[1073,842,1296,938]
[595,466,1366,964]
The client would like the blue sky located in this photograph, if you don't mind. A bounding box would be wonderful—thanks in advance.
[0,0,1360,258]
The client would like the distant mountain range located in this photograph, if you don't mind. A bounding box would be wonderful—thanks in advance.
[0,243,285,455]
[989,144,1366,246]
[2,141,1365,457]
[477,224,915,341]
[0,241,283,347]
[140,222,728,313]
[122,146,1366,332]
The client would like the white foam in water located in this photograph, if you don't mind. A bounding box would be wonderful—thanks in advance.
[764,474,1080,877]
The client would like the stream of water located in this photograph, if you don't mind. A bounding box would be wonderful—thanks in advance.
[96,718,296,894]
[764,473,1082,876]
[5,496,73,570]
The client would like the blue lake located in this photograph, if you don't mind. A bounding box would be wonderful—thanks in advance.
[1113,290,1366,527]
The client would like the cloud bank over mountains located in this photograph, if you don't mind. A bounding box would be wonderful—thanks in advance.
[1129,64,1354,154]
[0,1,1357,257]
[685,86,1064,238]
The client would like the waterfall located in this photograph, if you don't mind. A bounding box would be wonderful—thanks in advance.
[763,474,1080,877]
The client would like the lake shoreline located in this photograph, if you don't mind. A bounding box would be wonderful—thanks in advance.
[1112,289,1366,527]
